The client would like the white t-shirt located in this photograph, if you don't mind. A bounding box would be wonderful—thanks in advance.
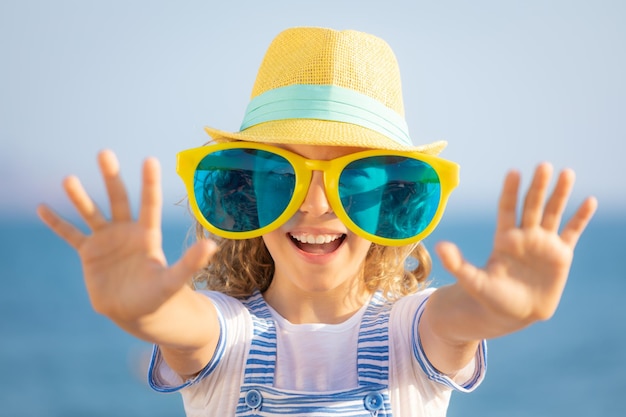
[149,288,487,416]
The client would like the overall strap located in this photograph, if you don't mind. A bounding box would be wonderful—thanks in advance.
[357,292,392,386]
[241,290,277,386]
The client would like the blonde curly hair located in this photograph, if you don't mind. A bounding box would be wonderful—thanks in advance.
[191,222,432,300]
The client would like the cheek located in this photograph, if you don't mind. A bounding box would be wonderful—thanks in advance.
[261,230,282,253]
[347,234,373,260]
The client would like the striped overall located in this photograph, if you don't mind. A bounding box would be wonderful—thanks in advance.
[235,291,394,417]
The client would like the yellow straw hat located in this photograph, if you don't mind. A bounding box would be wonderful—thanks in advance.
[204,27,446,154]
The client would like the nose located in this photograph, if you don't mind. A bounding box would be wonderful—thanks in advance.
[299,171,332,217]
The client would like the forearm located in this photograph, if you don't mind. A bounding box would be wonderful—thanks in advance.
[111,286,220,377]
[112,286,214,343]
[426,284,530,341]
[419,283,531,375]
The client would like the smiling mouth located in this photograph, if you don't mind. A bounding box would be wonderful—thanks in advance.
[289,233,346,254]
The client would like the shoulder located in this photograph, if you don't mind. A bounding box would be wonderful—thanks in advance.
[197,289,247,311]
[387,287,437,356]
[192,291,258,371]
[390,287,437,321]
[197,290,257,321]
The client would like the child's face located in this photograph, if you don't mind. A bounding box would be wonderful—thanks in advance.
[262,144,373,295]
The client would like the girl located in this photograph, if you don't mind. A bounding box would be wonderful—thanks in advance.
[37,27,597,416]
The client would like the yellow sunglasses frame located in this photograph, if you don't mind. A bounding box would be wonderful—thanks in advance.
[177,142,459,246]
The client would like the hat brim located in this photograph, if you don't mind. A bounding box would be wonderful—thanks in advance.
[204,119,447,155]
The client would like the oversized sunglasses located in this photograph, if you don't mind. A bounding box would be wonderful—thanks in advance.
[177,142,459,246]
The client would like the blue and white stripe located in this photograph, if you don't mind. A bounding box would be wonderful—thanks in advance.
[357,292,391,386]
[241,291,277,386]
[236,290,394,416]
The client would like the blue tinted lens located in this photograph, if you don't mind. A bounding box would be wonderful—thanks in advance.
[339,156,441,239]
[193,149,295,232]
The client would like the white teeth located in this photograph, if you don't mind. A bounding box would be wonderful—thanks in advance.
[290,233,342,244]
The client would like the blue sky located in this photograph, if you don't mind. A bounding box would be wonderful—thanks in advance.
[1,0,624,222]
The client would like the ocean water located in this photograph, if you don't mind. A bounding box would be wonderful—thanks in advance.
[0,212,624,417]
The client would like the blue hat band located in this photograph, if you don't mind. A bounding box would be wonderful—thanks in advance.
[239,84,412,147]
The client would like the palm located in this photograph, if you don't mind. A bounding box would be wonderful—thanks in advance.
[481,226,573,321]
[77,221,170,320]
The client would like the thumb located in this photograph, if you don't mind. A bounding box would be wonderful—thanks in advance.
[435,241,483,296]
[169,239,218,286]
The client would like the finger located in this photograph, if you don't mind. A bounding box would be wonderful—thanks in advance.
[435,241,484,297]
[168,240,218,287]
[138,157,162,230]
[521,163,553,228]
[496,170,521,233]
[560,196,598,248]
[98,150,132,222]
[541,169,575,232]
[37,204,87,249]
[63,175,107,230]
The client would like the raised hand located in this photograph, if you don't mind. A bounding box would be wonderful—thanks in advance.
[37,151,216,339]
[436,163,598,334]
